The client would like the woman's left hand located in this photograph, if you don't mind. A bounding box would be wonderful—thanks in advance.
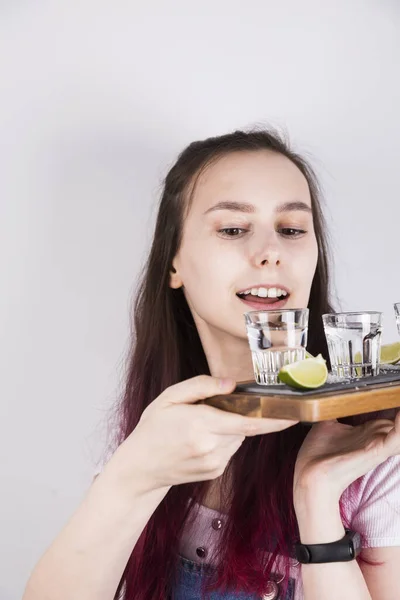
[293,410,400,504]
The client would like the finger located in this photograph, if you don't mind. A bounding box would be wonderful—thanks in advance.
[201,405,298,437]
[160,375,236,405]
[382,412,400,455]
[365,418,396,430]
[360,419,395,442]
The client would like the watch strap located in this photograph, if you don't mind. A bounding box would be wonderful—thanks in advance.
[295,529,361,564]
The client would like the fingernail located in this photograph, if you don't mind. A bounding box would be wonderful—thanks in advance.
[219,378,235,389]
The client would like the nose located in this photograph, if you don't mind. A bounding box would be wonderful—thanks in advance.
[251,235,281,267]
[259,249,281,267]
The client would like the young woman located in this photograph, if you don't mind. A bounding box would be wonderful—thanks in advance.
[23,129,400,600]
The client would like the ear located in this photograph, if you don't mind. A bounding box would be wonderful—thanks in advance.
[169,263,183,289]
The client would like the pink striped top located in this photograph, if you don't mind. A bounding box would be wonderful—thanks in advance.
[179,456,400,599]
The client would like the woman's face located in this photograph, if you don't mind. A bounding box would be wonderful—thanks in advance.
[171,150,319,343]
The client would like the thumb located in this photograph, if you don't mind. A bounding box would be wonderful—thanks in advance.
[160,375,236,405]
[382,410,400,456]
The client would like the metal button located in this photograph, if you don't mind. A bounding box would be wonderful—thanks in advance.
[196,546,207,559]
[212,518,223,530]
[290,556,300,567]
[262,580,279,600]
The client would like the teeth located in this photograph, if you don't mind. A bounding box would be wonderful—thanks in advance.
[240,287,288,298]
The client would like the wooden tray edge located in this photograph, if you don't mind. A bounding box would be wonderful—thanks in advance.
[203,384,400,422]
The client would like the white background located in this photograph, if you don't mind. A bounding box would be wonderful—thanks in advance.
[1,1,400,597]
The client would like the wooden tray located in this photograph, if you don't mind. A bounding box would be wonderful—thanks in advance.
[203,369,400,423]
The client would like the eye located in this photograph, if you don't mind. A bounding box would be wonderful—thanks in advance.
[278,228,307,238]
[217,227,248,238]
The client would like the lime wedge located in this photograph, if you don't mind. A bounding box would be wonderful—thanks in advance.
[305,351,314,359]
[353,351,363,377]
[380,342,400,365]
[278,355,328,389]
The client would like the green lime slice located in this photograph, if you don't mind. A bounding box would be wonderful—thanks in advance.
[278,355,328,389]
[380,342,400,365]
[353,351,363,377]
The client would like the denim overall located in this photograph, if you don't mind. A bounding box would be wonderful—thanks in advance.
[171,554,296,600]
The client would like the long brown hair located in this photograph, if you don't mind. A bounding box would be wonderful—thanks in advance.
[114,129,335,599]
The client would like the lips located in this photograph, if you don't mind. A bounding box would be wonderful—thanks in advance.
[236,295,290,311]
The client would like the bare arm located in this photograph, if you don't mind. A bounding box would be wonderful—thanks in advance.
[23,449,170,600]
[22,375,297,600]
[295,491,372,600]
[360,547,400,599]
[297,492,400,599]
[293,415,400,599]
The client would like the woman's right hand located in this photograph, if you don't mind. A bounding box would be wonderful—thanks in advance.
[109,375,298,493]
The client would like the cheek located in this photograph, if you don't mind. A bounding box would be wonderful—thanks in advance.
[304,239,319,277]
[310,237,319,272]
[179,244,226,301]
[181,236,237,285]
[179,243,240,322]
[303,244,319,301]
[289,237,318,285]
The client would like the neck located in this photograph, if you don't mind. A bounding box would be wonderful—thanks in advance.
[195,323,255,383]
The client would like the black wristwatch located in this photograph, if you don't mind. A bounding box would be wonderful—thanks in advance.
[295,529,361,564]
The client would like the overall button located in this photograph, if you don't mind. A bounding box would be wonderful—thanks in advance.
[262,580,279,600]
[196,547,208,559]
[212,518,223,530]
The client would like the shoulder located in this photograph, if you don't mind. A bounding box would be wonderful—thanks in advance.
[342,455,400,548]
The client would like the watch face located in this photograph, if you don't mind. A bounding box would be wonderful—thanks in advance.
[351,532,362,556]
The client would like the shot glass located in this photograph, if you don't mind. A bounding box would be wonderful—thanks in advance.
[395,303,400,336]
[244,309,309,385]
[322,312,382,379]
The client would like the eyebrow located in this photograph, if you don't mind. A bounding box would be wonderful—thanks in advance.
[203,200,312,215]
